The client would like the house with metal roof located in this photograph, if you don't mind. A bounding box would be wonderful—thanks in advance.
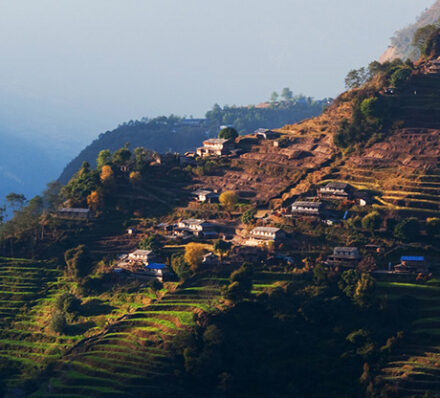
[176,219,218,238]
[192,189,220,203]
[250,227,285,242]
[395,256,428,274]
[128,250,156,264]
[57,208,91,220]
[318,182,351,199]
[144,263,169,281]
[291,201,323,216]
[254,128,278,140]
[326,247,361,268]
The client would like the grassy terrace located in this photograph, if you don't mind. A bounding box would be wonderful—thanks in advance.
[379,279,440,397]
[30,269,297,397]
[31,277,225,398]
[0,257,75,385]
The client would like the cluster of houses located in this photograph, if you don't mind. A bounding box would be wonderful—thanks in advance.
[287,182,370,220]
[323,246,430,276]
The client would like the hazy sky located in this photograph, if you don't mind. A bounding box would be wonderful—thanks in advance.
[0,0,434,152]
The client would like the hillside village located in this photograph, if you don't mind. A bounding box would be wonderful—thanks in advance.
[3,23,440,398]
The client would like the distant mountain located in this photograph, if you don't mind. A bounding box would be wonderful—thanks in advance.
[59,98,329,184]
[0,132,60,202]
[381,0,440,62]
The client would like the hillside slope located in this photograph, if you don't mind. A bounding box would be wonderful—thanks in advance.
[59,100,328,184]
[381,0,440,62]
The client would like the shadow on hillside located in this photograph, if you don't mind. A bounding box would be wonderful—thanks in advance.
[80,299,116,317]
[65,320,96,336]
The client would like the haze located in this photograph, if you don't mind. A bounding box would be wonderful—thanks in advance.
[0,0,434,154]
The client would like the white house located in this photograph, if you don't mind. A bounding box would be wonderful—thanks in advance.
[196,138,235,157]
[192,189,219,203]
[319,182,351,199]
[128,250,155,264]
[291,201,323,216]
[250,227,285,242]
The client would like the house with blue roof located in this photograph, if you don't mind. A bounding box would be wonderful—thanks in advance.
[144,263,169,281]
[395,256,429,274]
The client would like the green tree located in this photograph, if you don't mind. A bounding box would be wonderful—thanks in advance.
[61,162,99,205]
[339,269,376,308]
[184,243,206,272]
[281,87,293,101]
[112,147,132,167]
[219,191,238,212]
[218,127,238,140]
[133,147,149,171]
[55,293,81,314]
[391,66,412,88]
[426,217,440,236]
[361,211,381,232]
[360,97,381,120]
[6,193,26,211]
[270,91,279,102]
[96,149,112,170]
[42,181,62,210]
[0,206,5,224]
[394,218,420,241]
[313,263,329,286]
[412,24,439,57]
[344,68,369,89]
[139,235,162,251]
[171,254,191,281]
[241,208,256,225]
[50,312,67,334]
[213,239,232,260]
[64,245,92,279]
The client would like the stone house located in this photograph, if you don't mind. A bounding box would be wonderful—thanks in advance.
[326,247,361,268]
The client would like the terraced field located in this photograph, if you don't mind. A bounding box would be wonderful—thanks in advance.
[322,166,440,216]
[31,278,224,398]
[27,268,297,397]
[0,257,70,386]
[379,279,440,397]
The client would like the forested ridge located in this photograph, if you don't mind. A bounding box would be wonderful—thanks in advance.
[59,96,329,184]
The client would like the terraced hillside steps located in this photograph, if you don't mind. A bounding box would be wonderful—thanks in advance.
[379,279,440,397]
[0,258,71,387]
[31,280,224,398]
[323,166,440,216]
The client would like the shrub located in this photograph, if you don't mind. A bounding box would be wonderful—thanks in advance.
[219,191,238,211]
[426,217,440,236]
[218,127,238,140]
[50,312,67,334]
[184,243,206,272]
[242,208,256,225]
[64,245,92,279]
[394,218,420,241]
[139,235,162,251]
[361,211,381,232]
[171,255,191,281]
[55,293,81,314]
[390,66,412,88]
